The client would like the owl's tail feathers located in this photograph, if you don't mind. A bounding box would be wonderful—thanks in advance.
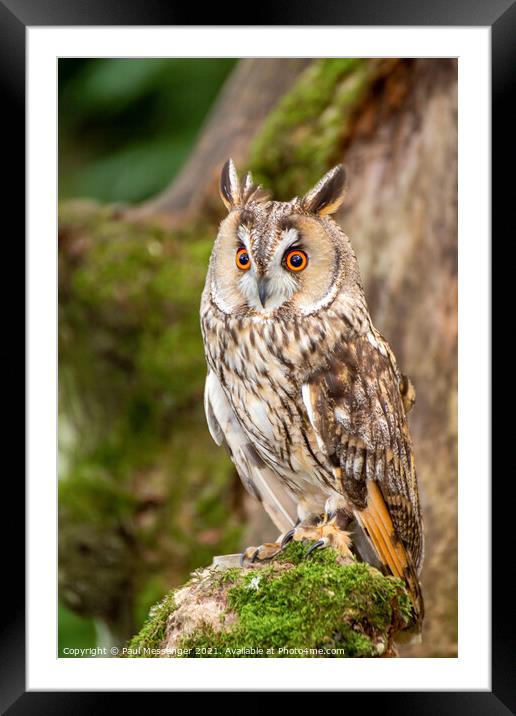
[355,481,424,630]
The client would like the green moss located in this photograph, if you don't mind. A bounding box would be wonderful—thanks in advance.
[248,58,376,199]
[274,539,333,565]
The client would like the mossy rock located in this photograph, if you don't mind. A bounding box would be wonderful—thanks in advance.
[125,542,413,658]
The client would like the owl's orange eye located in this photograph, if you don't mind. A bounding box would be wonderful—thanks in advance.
[285,249,308,272]
[236,248,251,270]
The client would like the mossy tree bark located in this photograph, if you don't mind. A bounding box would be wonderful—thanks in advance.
[59,58,457,656]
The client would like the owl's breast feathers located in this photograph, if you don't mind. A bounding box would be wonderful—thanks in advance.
[302,330,424,622]
[201,302,350,487]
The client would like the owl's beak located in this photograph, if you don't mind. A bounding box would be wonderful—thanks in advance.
[257,277,270,308]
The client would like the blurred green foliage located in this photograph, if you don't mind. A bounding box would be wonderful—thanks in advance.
[59,59,236,203]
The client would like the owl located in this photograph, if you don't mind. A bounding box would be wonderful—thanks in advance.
[200,159,424,626]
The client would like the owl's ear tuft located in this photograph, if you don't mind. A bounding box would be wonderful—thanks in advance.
[220,158,242,211]
[301,165,347,216]
[220,159,269,210]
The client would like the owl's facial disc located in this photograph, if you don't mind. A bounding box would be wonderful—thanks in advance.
[211,209,342,316]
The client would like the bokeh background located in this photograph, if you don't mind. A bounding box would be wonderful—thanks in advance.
[58,58,457,657]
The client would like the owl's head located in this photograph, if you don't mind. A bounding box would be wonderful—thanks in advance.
[208,159,360,317]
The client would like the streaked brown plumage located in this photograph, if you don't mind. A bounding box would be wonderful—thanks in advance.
[200,159,424,628]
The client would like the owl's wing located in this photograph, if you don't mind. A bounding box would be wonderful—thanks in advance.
[302,332,424,620]
[204,371,297,534]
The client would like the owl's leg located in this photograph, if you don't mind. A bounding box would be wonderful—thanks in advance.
[288,497,355,560]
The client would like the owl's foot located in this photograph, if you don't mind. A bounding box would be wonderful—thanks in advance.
[292,504,354,561]
[240,540,285,566]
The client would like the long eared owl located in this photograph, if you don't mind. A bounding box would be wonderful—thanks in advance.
[200,160,424,627]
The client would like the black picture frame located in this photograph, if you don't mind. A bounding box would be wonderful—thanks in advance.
[6,0,505,710]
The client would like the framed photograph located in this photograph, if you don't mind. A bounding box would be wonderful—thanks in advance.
[8,0,505,708]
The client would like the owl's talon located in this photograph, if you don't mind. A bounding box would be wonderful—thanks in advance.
[250,548,260,563]
[305,538,328,557]
[280,529,295,549]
